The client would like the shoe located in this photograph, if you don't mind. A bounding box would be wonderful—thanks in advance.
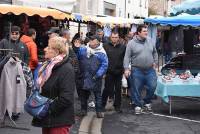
[88,101,95,108]
[134,106,142,115]
[96,112,104,118]
[80,110,87,117]
[144,104,153,112]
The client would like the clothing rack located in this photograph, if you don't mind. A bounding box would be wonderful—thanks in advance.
[0,49,30,130]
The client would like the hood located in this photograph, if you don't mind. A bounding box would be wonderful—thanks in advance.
[20,35,33,44]
[86,43,106,58]
[133,35,147,44]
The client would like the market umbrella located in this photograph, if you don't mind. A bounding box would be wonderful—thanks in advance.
[170,0,200,16]
[145,14,200,27]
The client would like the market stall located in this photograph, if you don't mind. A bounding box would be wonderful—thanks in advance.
[145,14,200,115]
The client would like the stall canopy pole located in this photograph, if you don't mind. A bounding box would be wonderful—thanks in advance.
[78,22,81,33]
[67,19,70,29]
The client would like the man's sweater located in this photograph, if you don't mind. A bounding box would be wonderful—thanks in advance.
[124,36,158,69]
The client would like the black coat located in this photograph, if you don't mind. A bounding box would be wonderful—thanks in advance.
[32,57,75,128]
[103,42,126,75]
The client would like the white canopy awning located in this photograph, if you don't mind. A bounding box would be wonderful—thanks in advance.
[17,0,76,13]
[90,16,144,27]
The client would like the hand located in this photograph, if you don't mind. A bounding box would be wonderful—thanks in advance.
[124,69,131,78]
[153,63,157,70]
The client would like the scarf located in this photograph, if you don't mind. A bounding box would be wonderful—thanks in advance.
[36,54,65,89]
[86,43,106,58]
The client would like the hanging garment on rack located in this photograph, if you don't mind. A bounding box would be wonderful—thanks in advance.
[0,57,27,120]
[21,62,34,97]
[0,55,10,78]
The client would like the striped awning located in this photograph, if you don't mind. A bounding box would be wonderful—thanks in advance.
[0,4,72,20]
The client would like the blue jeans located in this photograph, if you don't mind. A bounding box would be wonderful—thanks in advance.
[80,79,103,112]
[130,67,157,107]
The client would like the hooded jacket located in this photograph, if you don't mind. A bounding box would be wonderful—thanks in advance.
[75,44,108,90]
[20,35,38,70]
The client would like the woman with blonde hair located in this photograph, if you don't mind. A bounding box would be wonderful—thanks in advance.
[32,37,75,134]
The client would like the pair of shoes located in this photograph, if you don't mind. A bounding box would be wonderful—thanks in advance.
[115,107,123,113]
[79,110,87,117]
[134,106,143,115]
[96,112,104,118]
[144,104,153,113]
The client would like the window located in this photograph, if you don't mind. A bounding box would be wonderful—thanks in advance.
[88,0,92,13]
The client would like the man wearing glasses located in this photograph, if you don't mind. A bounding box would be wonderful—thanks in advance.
[0,26,29,64]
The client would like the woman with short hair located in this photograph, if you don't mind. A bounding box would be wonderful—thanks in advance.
[32,37,75,134]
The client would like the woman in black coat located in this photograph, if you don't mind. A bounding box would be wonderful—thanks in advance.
[32,37,75,134]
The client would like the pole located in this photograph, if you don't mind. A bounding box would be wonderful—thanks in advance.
[78,22,81,33]
[125,0,126,18]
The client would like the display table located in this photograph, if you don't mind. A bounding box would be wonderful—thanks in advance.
[155,76,200,114]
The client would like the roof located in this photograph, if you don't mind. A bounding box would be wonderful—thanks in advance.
[170,0,200,16]
[144,14,200,27]
[0,4,72,20]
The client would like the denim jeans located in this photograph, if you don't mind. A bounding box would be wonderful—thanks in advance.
[129,67,157,107]
[80,79,103,112]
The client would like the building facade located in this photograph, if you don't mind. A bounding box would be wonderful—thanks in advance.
[149,0,185,16]
[74,0,148,18]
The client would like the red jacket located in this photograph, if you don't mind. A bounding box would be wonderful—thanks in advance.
[20,35,38,70]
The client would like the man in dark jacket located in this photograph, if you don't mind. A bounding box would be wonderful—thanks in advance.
[75,35,108,118]
[0,26,29,64]
[102,31,126,112]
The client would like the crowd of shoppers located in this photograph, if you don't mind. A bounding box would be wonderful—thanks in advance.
[0,24,159,134]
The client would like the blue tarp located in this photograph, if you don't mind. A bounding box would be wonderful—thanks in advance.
[144,15,200,27]
[170,0,200,16]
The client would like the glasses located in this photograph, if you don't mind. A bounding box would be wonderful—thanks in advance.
[11,32,20,35]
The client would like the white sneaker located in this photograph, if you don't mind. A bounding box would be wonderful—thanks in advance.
[135,106,142,115]
[144,104,152,112]
[88,101,95,108]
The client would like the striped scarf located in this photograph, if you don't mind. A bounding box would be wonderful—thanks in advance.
[36,54,65,90]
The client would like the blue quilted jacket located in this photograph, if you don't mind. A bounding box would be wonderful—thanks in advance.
[75,44,108,90]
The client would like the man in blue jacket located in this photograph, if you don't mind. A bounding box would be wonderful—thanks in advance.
[74,35,108,118]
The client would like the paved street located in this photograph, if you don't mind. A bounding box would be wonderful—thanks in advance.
[102,96,200,134]
[1,95,200,134]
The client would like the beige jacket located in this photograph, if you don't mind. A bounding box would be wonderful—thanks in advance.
[0,57,26,119]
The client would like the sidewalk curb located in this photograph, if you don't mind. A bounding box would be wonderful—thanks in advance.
[78,112,103,134]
